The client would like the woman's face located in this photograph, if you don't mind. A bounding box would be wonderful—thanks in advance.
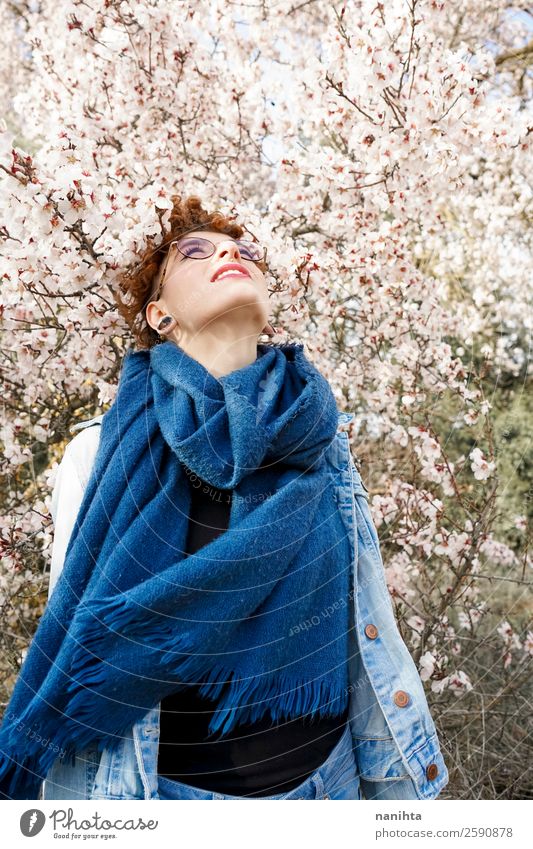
[146,229,270,341]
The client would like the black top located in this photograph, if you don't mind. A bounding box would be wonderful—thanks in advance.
[156,471,349,797]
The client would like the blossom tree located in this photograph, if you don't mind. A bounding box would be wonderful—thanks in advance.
[1,0,531,798]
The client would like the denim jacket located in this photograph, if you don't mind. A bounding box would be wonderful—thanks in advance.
[40,411,448,801]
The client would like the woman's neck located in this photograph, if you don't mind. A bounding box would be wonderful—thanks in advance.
[175,330,259,378]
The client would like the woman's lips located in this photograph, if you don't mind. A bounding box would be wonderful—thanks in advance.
[211,270,251,282]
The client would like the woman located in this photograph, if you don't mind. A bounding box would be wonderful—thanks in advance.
[0,196,448,801]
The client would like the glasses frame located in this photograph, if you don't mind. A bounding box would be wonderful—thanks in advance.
[146,230,268,309]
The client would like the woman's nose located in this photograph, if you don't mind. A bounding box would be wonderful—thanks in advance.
[217,242,241,261]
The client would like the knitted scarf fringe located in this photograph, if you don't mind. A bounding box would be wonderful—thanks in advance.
[66,594,349,736]
[0,591,349,797]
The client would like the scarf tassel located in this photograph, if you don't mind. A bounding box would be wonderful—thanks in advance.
[62,594,349,742]
[198,666,349,737]
[0,594,349,797]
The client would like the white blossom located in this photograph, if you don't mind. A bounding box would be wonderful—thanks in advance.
[469,447,496,481]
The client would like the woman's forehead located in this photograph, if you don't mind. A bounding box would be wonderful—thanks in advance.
[184,229,238,242]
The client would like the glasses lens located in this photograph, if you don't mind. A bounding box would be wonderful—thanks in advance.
[176,236,264,262]
[177,237,213,258]
[236,240,264,261]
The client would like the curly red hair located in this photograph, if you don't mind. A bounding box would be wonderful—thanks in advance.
[113,194,267,349]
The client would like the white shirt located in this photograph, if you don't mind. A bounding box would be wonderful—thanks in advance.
[49,426,101,597]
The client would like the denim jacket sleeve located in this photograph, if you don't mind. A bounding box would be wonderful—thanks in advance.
[354,489,448,800]
[337,413,448,801]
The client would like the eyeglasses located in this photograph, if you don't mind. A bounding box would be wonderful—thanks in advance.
[147,236,267,306]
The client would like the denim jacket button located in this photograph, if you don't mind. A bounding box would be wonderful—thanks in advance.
[393,690,410,708]
[364,624,378,640]
[426,763,439,781]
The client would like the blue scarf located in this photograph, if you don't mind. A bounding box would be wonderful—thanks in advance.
[0,341,352,799]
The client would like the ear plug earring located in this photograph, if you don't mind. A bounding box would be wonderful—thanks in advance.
[156,315,178,342]
[157,316,173,331]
